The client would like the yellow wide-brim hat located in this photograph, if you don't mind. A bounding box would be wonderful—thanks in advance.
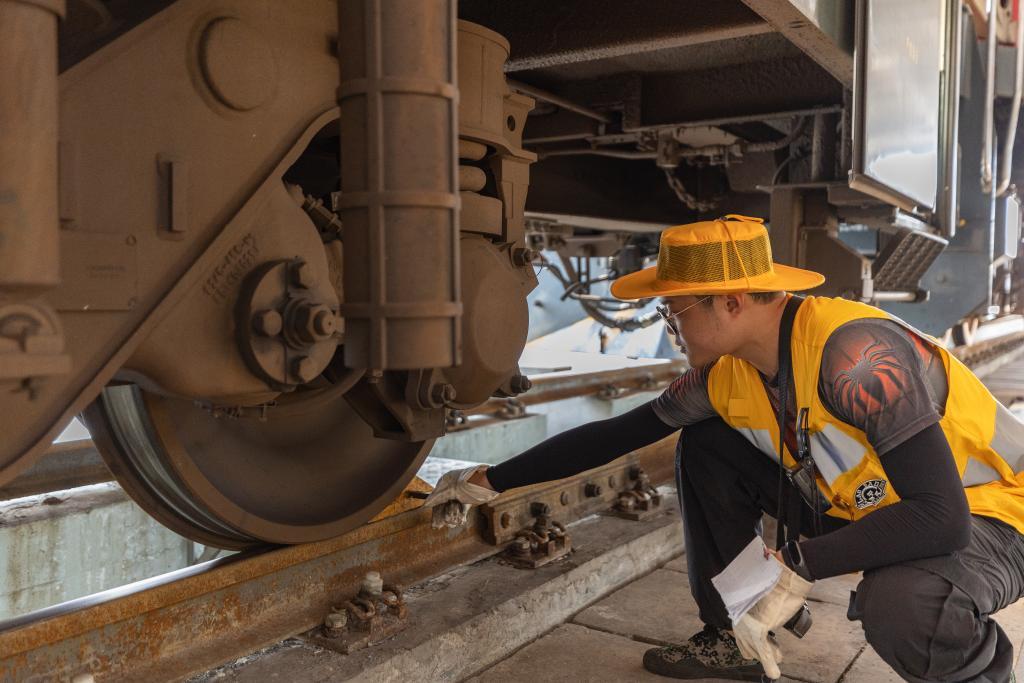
[610,214,825,300]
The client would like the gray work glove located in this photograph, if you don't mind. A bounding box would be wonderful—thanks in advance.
[422,465,499,528]
[732,563,813,680]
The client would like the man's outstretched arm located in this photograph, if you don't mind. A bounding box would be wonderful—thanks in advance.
[484,400,678,491]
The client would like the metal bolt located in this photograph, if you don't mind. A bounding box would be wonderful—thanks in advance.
[530,502,550,517]
[324,609,348,632]
[291,355,319,383]
[252,309,283,337]
[560,491,570,506]
[293,303,335,343]
[584,483,603,498]
[512,535,532,557]
[511,247,537,267]
[510,374,532,394]
[500,512,512,528]
[608,475,617,488]
[290,261,317,289]
[361,571,384,598]
[312,309,337,336]
[430,383,457,406]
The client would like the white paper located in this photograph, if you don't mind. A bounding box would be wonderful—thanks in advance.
[710,537,783,623]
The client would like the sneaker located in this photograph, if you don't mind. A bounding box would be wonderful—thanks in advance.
[642,624,767,681]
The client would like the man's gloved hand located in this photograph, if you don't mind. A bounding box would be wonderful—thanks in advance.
[422,465,499,528]
[732,564,813,680]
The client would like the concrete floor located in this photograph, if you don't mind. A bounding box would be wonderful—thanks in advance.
[195,496,1024,683]
[472,556,1024,683]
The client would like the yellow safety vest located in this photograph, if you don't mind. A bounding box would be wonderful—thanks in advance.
[707,296,1024,533]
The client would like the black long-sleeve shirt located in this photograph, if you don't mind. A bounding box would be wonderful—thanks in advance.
[487,318,973,580]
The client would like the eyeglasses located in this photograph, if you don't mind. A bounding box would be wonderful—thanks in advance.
[656,296,711,336]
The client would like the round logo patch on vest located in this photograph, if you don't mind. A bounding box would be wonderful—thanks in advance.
[854,479,887,509]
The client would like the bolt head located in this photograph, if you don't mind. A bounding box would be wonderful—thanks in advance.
[290,261,317,289]
[291,355,319,383]
[530,502,550,517]
[252,309,283,337]
[430,383,457,406]
[510,374,532,394]
[293,303,335,343]
[512,247,537,267]
[324,610,348,630]
[560,491,570,506]
[312,309,337,337]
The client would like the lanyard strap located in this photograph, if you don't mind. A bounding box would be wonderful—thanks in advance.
[775,295,803,549]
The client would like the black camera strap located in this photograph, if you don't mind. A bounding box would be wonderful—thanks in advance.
[774,294,804,549]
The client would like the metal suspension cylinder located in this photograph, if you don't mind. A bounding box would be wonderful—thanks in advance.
[0,0,64,296]
[337,0,461,370]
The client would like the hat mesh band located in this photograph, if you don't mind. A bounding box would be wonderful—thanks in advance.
[657,233,772,283]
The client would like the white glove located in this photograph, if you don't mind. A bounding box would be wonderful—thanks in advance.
[422,465,499,528]
[732,563,813,680]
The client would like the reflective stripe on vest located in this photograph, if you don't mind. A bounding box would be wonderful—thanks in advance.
[706,296,1024,532]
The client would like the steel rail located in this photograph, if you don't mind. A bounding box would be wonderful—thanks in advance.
[0,439,676,682]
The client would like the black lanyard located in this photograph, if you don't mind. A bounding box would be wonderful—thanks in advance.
[774,295,804,548]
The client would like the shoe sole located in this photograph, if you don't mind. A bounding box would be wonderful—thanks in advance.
[643,658,768,681]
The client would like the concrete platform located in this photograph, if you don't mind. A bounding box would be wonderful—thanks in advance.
[473,557,1024,683]
[195,497,1024,682]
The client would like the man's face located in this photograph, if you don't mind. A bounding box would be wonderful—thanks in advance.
[660,295,729,367]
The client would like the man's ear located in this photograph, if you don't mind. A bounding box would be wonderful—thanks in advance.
[723,294,742,314]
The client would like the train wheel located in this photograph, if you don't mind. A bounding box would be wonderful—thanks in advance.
[81,378,432,549]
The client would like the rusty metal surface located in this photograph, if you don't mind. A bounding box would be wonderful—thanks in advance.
[479,457,667,545]
[0,437,675,683]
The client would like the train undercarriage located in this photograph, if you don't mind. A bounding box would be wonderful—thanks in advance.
[2,0,1024,551]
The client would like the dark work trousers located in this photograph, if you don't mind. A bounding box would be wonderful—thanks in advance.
[677,417,1024,683]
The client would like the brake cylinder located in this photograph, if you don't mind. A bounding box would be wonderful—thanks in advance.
[337,0,461,370]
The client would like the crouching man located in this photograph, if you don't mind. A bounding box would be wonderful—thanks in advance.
[427,215,1024,682]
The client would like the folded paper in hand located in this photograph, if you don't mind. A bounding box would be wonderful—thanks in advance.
[710,537,783,623]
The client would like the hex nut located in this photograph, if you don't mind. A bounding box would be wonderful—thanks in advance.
[312,309,337,337]
[290,261,317,289]
[291,355,319,383]
[324,610,348,630]
[430,383,457,405]
[252,309,283,337]
[510,374,532,394]
[511,247,536,266]
[361,571,384,598]
[584,483,603,498]
[292,303,335,343]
